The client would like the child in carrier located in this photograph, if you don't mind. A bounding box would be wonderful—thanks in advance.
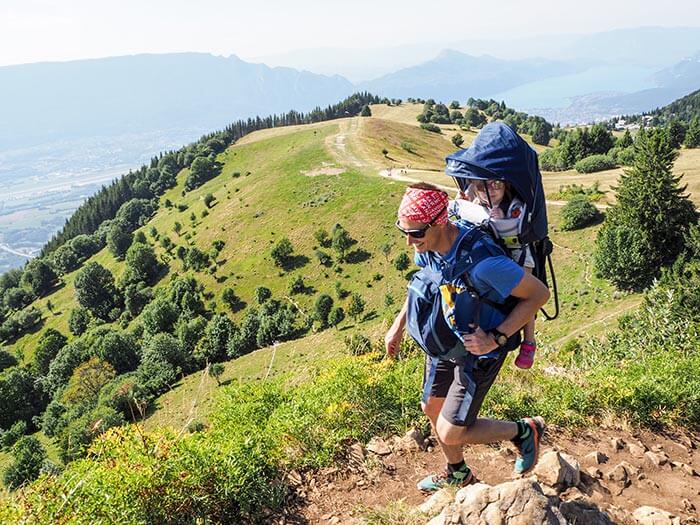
[449,178,537,369]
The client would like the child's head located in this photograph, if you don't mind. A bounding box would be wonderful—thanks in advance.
[470,179,510,207]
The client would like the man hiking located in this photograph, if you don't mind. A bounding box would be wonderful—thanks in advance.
[385,183,550,492]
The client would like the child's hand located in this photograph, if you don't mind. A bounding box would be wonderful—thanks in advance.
[489,208,505,219]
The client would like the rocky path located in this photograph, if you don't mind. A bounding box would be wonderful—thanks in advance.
[277,426,699,524]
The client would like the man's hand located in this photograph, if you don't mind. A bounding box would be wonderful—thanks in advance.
[462,327,499,356]
[385,299,409,359]
[384,325,403,358]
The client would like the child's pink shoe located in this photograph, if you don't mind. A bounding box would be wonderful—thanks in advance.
[515,341,536,369]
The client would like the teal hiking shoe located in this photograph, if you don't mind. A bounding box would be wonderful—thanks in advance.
[417,464,474,492]
[514,416,545,475]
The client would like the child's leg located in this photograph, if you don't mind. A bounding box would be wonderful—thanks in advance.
[522,267,536,342]
[516,267,537,369]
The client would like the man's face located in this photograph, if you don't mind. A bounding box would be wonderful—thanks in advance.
[397,218,439,253]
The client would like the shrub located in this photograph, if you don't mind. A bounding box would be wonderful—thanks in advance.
[560,196,601,231]
[208,363,224,385]
[348,293,366,321]
[20,258,56,297]
[344,334,372,356]
[394,252,410,271]
[538,147,566,171]
[221,287,244,313]
[141,297,179,336]
[33,328,67,375]
[254,286,272,304]
[270,238,294,268]
[552,182,605,202]
[142,333,190,375]
[400,141,415,154]
[68,307,91,336]
[288,275,305,295]
[314,249,332,267]
[0,367,46,430]
[3,436,47,490]
[0,348,18,372]
[420,123,441,133]
[574,154,616,174]
[0,420,27,450]
[314,294,334,328]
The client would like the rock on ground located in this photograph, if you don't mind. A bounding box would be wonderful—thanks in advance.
[432,479,566,525]
[533,451,581,491]
[632,505,681,525]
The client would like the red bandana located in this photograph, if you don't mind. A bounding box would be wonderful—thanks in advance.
[398,187,448,224]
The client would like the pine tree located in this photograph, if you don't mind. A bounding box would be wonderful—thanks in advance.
[594,128,698,291]
[684,116,700,148]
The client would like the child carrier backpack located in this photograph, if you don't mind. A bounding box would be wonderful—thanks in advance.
[405,225,521,361]
[445,122,559,320]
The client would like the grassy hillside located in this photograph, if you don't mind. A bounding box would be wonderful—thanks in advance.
[540,147,700,206]
[4,104,700,523]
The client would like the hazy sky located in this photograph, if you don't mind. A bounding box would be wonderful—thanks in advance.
[2,0,700,66]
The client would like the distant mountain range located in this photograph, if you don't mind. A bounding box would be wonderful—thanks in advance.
[531,52,700,123]
[2,26,700,151]
[0,53,354,150]
[255,26,700,80]
[356,50,582,102]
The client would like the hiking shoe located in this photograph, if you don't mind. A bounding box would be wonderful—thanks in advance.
[416,464,473,492]
[514,416,545,475]
[515,342,536,369]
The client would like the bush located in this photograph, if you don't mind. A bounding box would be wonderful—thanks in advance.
[68,307,91,336]
[0,355,423,522]
[270,238,294,268]
[420,123,441,133]
[0,348,18,372]
[314,294,334,328]
[288,275,305,295]
[141,297,179,336]
[0,367,46,430]
[560,196,601,231]
[400,141,415,154]
[344,334,372,356]
[254,286,272,304]
[314,249,332,267]
[3,436,47,490]
[142,333,190,375]
[574,154,616,174]
[33,328,68,375]
[0,420,27,450]
[539,147,567,171]
[394,252,410,271]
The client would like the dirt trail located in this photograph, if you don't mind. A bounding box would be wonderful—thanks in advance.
[282,427,700,524]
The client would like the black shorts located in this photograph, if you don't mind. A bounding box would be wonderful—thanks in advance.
[422,351,507,427]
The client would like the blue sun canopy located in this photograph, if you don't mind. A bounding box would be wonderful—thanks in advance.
[445,122,548,242]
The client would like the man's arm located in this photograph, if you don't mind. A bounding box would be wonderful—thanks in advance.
[495,273,550,338]
[463,273,549,355]
[384,298,408,357]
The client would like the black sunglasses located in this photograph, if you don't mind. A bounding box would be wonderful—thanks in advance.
[395,206,447,239]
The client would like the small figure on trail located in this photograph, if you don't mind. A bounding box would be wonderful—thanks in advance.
[451,179,538,369]
[385,183,549,493]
